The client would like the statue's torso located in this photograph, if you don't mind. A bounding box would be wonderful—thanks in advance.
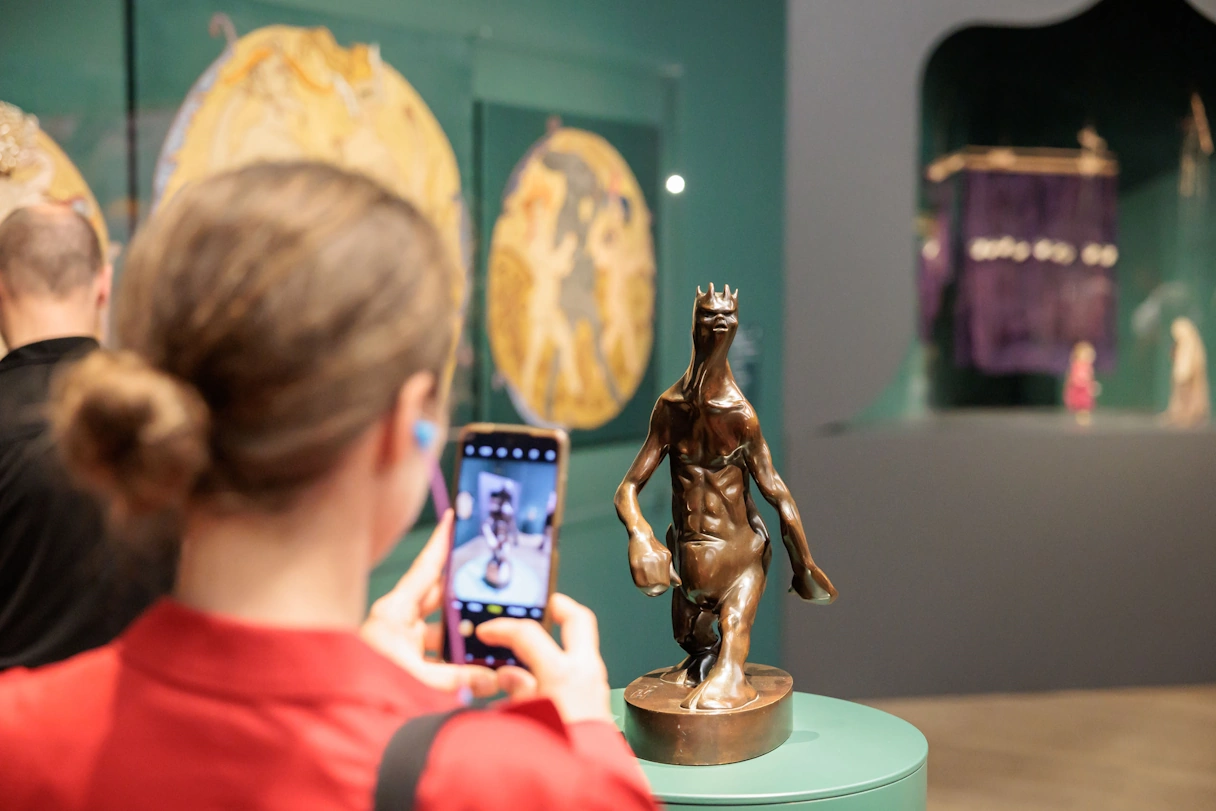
[660,384,760,541]
[658,383,766,605]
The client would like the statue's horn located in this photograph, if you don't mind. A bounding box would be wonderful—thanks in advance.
[732,288,739,302]
[696,286,704,297]
[724,283,732,297]
[708,282,716,295]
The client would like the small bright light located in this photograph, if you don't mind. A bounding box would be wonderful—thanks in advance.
[666,174,686,194]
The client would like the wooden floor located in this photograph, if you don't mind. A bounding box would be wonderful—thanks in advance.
[867,685,1216,811]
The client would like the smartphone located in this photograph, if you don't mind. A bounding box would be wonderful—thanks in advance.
[442,423,569,668]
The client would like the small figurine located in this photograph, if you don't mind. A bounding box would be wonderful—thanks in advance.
[1064,341,1100,425]
[482,487,517,589]
[614,284,835,765]
[1164,317,1210,428]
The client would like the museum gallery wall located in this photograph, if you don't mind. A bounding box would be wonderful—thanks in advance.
[0,0,787,686]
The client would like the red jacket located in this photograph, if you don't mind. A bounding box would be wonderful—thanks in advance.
[0,600,656,811]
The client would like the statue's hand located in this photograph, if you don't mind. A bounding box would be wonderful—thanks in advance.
[791,563,837,605]
[628,530,681,597]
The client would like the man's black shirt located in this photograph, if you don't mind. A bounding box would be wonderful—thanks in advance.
[0,337,164,669]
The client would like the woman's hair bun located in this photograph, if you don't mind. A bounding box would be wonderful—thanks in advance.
[52,350,211,516]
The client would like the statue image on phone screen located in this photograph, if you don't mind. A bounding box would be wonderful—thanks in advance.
[482,485,519,589]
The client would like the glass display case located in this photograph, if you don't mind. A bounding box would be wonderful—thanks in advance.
[869,0,1216,427]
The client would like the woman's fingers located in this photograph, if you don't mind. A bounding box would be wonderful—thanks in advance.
[476,618,561,676]
[423,621,443,655]
[496,666,538,701]
[394,510,455,602]
[547,593,599,657]
[417,579,445,619]
[367,510,453,627]
[412,661,499,698]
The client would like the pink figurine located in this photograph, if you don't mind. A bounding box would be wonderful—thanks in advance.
[1064,341,1100,425]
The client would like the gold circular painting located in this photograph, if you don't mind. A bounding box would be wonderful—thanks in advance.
[0,101,110,354]
[0,101,110,256]
[154,25,468,379]
[488,127,656,430]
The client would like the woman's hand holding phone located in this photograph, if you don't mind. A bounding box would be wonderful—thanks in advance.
[361,510,499,699]
[477,594,614,725]
[362,505,613,725]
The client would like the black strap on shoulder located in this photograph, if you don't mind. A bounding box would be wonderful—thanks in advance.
[374,708,470,811]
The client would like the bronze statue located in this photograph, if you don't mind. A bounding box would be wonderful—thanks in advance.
[615,284,836,720]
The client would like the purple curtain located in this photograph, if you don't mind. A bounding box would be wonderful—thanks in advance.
[950,169,1118,375]
[917,182,953,340]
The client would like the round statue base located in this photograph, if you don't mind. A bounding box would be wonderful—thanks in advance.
[623,663,794,765]
[612,689,928,810]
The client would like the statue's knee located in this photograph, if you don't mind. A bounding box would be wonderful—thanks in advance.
[718,610,742,634]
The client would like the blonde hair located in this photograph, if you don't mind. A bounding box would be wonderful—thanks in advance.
[52,162,458,515]
[1071,341,1096,364]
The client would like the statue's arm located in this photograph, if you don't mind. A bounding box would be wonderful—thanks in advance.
[744,423,837,605]
[614,402,680,596]
[614,402,668,534]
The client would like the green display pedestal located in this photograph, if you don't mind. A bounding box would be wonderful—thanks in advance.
[610,690,927,810]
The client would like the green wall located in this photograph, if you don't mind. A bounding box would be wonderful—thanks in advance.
[0,0,789,686]
[1,0,130,240]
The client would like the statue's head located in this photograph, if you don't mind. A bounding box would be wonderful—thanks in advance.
[692,283,738,353]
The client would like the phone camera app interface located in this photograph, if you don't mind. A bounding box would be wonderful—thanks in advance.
[447,433,558,666]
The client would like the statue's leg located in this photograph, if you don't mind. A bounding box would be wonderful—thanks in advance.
[662,524,719,686]
[662,588,719,686]
[680,563,763,711]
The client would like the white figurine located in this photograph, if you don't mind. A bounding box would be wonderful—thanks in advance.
[1164,317,1210,428]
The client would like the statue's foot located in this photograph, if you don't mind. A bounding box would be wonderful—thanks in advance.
[680,668,758,711]
[660,651,716,686]
[660,665,691,686]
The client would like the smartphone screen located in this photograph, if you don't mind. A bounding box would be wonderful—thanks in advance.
[444,426,566,667]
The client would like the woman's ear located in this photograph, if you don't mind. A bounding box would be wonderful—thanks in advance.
[378,371,439,471]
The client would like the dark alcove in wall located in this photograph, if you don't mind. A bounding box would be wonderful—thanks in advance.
[919,0,1216,411]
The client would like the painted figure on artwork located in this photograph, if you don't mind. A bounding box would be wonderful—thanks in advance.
[614,285,836,711]
[1164,317,1210,428]
[487,127,656,430]
[1064,341,1100,424]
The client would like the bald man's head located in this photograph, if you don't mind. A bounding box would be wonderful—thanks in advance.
[0,204,103,298]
